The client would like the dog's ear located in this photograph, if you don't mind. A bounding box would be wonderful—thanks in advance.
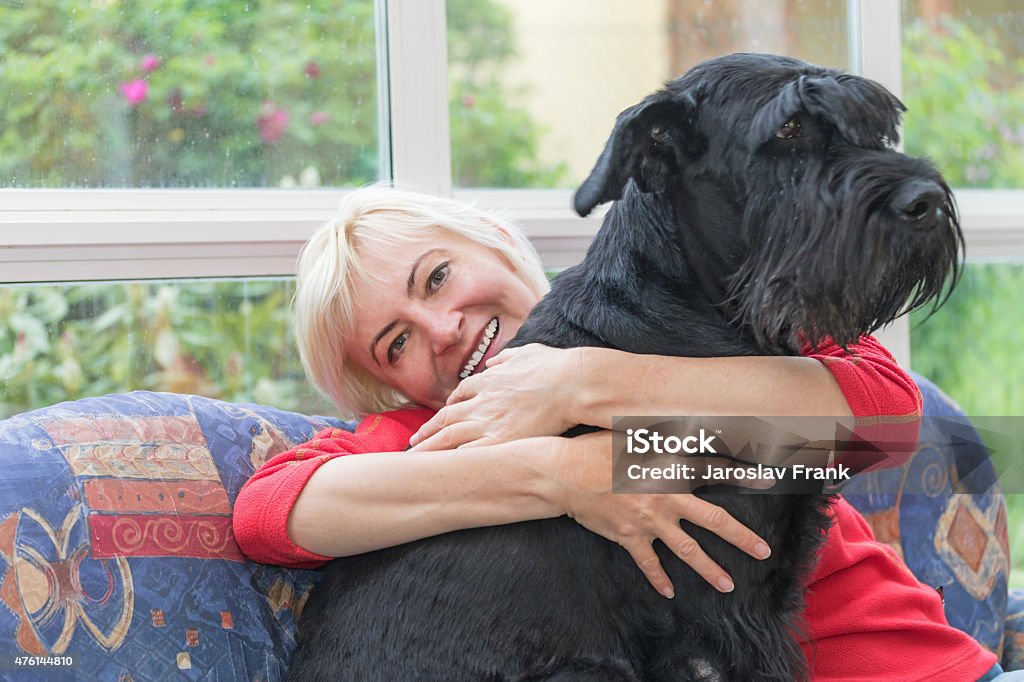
[574,91,696,217]
[749,79,804,147]
[799,74,906,148]
[750,74,906,150]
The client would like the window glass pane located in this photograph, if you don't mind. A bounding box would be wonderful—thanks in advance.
[0,1,382,189]
[901,1,1024,188]
[910,261,1024,417]
[0,279,334,420]
[447,0,849,189]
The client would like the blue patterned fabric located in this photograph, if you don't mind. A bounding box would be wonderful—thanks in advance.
[1003,589,1024,671]
[844,372,1011,660]
[0,392,349,681]
[0,377,1014,679]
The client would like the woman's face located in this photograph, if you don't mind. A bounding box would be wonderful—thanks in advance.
[348,231,540,410]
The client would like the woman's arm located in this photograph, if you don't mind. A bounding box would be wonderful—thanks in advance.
[234,413,769,597]
[410,337,919,450]
[573,350,853,427]
[286,441,558,558]
[291,433,769,597]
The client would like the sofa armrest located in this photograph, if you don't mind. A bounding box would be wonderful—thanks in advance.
[0,391,351,680]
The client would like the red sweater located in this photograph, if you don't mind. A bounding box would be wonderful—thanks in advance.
[233,337,996,681]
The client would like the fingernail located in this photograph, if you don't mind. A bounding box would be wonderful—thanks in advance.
[661,586,675,599]
[754,542,771,559]
[717,576,735,593]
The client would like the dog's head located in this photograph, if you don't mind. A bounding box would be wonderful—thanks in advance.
[575,53,962,352]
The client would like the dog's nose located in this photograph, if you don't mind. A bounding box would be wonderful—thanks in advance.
[894,180,944,227]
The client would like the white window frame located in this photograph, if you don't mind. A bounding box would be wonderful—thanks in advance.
[1,0,1022,362]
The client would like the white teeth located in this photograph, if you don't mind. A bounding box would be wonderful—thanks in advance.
[459,318,499,380]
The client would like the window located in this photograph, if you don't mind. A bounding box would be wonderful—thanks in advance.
[448,0,849,189]
[2,0,1023,421]
[0,0,384,189]
[900,0,1024,418]
[0,279,334,420]
[911,261,1024,417]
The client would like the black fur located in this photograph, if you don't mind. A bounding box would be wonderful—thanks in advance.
[287,53,962,682]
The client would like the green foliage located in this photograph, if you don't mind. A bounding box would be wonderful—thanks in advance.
[909,263,1024,417]
[0,0,379,187]
[902,18,1024,188]
[450,78,566,188]
[447,0,566,188]
[0,280,333,419]
[0,0,563,189]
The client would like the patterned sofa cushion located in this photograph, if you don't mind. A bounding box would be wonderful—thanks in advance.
[0,391,348,681]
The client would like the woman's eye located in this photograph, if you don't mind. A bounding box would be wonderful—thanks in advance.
[776,118,801,140]
[388,332,409,364]
[428,263,449,291]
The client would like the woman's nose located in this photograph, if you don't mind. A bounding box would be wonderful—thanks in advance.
[422,311,463,354]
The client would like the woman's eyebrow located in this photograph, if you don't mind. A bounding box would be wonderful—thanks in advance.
[370,321,398,367]
[370,248,444,366]
[406,248,443,296]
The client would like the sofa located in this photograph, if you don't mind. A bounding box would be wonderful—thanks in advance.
[0,373,1018,680]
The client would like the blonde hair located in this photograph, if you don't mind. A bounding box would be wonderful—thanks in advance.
[294,185,550,417]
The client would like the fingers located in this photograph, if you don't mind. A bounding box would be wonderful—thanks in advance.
[445,374,482,406]
[624,531,734,597]
[484,345,522,368]
[411,395,479,446]
[409,406,453,447]
[411,420,483,451]
[623,540,676,599]
[656,525,735,593]
[674,496,772,561]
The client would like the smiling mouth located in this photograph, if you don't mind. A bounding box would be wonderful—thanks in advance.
[459,317,499,380]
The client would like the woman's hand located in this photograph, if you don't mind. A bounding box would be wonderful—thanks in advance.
[543,430,772,599]
[411,344,583,450]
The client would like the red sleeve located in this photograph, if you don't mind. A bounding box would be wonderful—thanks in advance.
[232,407,434,568]
[802,335,922,420]
[802,335,922,472]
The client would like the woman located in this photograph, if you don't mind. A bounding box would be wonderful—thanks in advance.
[234,186,1007,680]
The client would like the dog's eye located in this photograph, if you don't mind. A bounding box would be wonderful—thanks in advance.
[650,125,671,145]
[776,118,801,140]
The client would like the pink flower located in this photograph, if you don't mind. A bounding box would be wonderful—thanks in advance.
[304,61,321,78]
[257,102,290,143]
[140,54,162,73]
[119,79,149,106]
[309,111,330,126]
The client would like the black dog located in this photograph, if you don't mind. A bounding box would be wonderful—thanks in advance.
[287,53,961,681]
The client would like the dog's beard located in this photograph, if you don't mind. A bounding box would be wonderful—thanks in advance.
[727,161,962,352]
